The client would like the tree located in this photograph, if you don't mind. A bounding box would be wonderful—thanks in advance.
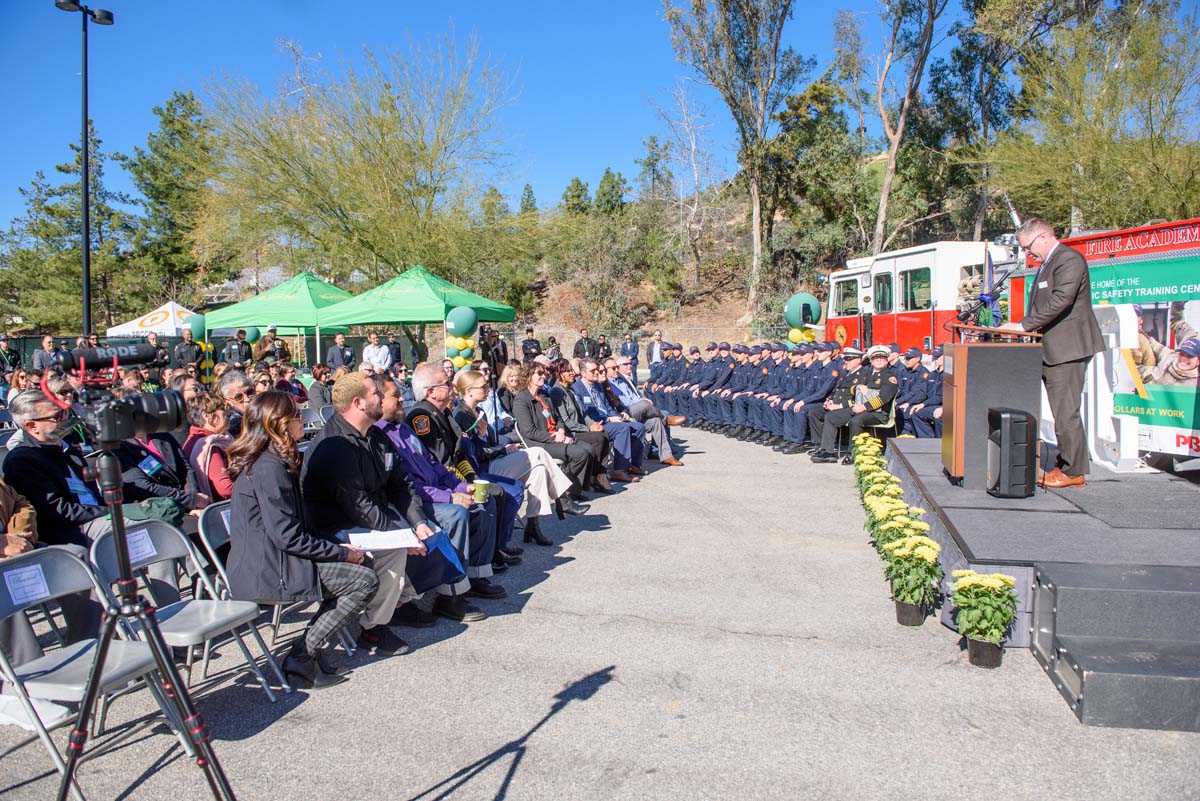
[594,167,629,214]
[200,36,515,279]
[871,0,950,255]
[519,183,537,214]
[127,90,222,302]
[634,135,674,200]
[0,123,136,332]
[663,0,812,321]
[480,186,510,226]
[561,177,592,215]
[656,80,730,288]
[989,2,1200,230]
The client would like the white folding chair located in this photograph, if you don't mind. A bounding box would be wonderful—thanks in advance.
[89,522,291,702]
[196,502,356,655]
[0,547,194,801]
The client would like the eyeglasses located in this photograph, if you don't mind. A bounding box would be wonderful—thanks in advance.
[470,383,489,391]
[427,382,450,391]
[228,389,256,403]
[617,361,631,366]
[31,410,67,423]
[1020,231,1048,250]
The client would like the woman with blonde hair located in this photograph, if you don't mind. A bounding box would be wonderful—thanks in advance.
[496,363,522,411]
[454,369,588,542]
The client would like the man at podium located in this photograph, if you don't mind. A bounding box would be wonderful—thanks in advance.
[1000,218,1104,489]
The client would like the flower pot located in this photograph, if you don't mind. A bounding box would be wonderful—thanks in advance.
[894,599,926,626]
[967,638,1003,668]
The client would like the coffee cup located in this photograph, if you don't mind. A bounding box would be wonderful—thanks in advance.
[472,479,489,503]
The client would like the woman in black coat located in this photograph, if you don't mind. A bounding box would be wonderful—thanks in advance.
[227,390,378,689]
[548,359,612,492]
[510,362,596,501]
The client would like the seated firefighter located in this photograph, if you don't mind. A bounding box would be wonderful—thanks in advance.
[809,346,899,464]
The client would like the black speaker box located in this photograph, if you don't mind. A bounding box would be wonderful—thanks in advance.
[986,407,1037,498]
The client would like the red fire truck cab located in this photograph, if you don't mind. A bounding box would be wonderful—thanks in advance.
[823,241,1016,353]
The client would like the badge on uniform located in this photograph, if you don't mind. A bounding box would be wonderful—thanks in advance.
[412,415,431,435]
[889,376,898,384]
[832,369,839,377]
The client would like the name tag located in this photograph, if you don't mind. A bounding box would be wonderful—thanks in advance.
[66,473,101,506]
[138,454,164,477]
[383,453,394,471]
[1038,281,1048,288]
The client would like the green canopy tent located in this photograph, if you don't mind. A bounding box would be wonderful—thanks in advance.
[319,265,516,326]
[204,273,353,363]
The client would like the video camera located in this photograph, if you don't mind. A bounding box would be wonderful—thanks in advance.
[55,344,187,449]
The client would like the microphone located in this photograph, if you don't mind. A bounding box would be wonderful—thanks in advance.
[58,344,163,372]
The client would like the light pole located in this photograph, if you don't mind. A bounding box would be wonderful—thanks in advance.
[56,1,113,338]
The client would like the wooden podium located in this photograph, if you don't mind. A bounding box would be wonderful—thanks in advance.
[941,326,1043,489]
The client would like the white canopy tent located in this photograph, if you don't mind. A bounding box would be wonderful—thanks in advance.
[105,301,196,338]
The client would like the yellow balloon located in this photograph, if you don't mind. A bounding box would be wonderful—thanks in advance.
[465,337,476,349]
[788,328,804,343]
[201,359,214,369]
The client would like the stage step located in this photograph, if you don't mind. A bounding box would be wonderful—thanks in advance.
[1035,563,1200,641]
[1032,563,1200,731]
[1041,636,1200,730]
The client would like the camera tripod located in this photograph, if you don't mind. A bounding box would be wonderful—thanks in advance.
[56,449,236,801]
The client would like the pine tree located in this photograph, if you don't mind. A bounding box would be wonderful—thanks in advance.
[481,186,510,225]
[634,136,673,199]
[127,90,220,301]
[561,177,591,215]
[594,168,629,214]
[0,123,135,332]
[519,183,537,214]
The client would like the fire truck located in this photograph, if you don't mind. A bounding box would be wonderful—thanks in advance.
[823,240,1017,352]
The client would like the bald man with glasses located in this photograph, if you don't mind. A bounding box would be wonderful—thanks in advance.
[604,357,684,466]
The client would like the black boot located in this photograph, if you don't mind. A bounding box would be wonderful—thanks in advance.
[283,649,347,690]
[523,517,553,546]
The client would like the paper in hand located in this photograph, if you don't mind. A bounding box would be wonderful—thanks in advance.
[346,528,420,551]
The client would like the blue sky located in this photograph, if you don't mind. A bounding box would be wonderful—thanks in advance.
[1,1,865,228]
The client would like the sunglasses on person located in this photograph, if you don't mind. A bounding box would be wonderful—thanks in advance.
[229,388,256,403]
[31,409,68,423]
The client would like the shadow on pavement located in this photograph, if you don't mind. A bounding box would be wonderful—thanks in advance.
[405,665,617,801]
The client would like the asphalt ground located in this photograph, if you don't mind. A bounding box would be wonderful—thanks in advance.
[2,426,1197,800]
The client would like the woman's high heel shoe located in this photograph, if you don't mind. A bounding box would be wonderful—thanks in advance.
[523,517,554,546]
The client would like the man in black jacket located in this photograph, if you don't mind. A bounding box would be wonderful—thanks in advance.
[301,372,441,653]
[173,328,203,371]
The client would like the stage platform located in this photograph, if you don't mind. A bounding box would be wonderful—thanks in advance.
[886,438,1200,730]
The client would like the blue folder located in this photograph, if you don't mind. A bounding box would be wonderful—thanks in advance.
[404,530,467,594]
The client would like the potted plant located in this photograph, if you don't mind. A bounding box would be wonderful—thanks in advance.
[950,570,1018,668]
[881,535,943,626]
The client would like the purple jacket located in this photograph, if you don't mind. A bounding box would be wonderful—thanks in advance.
[375,419,469,505]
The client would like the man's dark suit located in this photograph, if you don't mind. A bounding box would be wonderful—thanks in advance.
[1020,243,1104,477]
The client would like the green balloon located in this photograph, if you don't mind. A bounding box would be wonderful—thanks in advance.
[184,314,206,341]
[445,306,478,337]
[244,326,261,344]
[460,347,473,359]
[784,292,822,328]
[446,346,461,358]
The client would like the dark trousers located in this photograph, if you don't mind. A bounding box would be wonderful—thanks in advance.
[1044,356,1092,476]
[540,439,596,491]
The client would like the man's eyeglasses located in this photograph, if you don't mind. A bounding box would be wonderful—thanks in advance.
[31,410,67,423]
[229,389,255,403]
